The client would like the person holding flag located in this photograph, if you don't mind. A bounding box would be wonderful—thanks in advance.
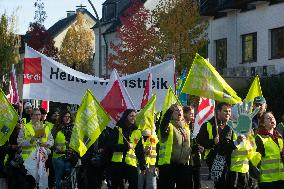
[196,102,232,188]
[157,103,192,189]
[107,109,146,189]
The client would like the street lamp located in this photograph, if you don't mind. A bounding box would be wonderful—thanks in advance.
[87,0,102,77]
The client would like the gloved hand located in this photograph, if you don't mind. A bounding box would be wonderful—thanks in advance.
[228,100,260,135]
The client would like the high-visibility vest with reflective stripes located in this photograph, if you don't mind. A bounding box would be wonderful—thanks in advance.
[204,122,213,159]
[143,134,158,166]
[53,131,66,159]
[230,133,250,173]
[158,123,173,165]
[258,134,284,183]
[21,123,49,160]
[125,130,142,167]
[111,128,124,163]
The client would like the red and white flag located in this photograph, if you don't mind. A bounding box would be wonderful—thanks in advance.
[192,97,215,138]
[8,64,19,104]
[140,71,152,109]
[100,69,136,126]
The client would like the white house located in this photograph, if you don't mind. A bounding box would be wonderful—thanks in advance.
[93,0,158,77]
[47,5,96,51]
[200,0,284,79]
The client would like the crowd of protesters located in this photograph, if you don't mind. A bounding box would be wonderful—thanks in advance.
[0,96,284,189]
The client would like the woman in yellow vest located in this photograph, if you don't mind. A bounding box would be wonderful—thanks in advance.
[17,108,54,189]
[255,112,284,189]
[108,109,146,189]
[157,104,192,189]
[52,110,77,189]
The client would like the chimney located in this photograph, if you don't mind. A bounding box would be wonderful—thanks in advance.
[66,11,76,17]
[76,4,87,13]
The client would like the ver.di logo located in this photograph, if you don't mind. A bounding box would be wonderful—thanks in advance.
[23,57,42,84]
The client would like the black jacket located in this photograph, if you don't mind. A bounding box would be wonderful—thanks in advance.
[107,125,146,170]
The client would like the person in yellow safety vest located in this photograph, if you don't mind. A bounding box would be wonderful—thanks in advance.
[221,130,261,189]
[138,129,159,189]
[17,108,54,189]
[255,112,284,189]
[52,111,77,189]
[108,109,146,189]
[196,102,232,189]
[157,104,192,189]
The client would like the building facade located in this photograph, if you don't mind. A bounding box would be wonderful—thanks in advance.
[93,0,158,77]
[201,0,284,78]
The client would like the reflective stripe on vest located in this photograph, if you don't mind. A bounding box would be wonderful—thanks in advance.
[21,123,49,160]
[158,124,173,165]
[143,134,158,166]
[111,128,124,163]
[204,122,213,159]
[230,133,250,173]
[258,135,284,183]
[125,130,142,167]
[53,131,66,159]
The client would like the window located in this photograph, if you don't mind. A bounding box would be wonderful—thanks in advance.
[215,38,227,72]
[242,33,257,63]
[271,27,284,59]
[103,3,116,22]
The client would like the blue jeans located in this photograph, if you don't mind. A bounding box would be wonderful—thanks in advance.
[138,167,157,189]
[52,158,71,189]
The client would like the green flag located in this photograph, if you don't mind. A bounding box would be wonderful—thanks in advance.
[70,89,111,157]
[0,88,18,146]
[136,95,156,131]
[246,75,262,103]
[161,86,181,118]
[182,53,242,104]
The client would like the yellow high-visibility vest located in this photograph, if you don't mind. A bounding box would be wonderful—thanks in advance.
[125,130,142,167]
[258,134,284,183]
[53,131,66,159]
[21,123,49,160]
[230,133,250,173]
[111,128,124,163]
[204,122,213,159]
[158,123,173,165]
[143,133,158,166]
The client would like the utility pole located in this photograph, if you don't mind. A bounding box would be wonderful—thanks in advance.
[87,0,102,77]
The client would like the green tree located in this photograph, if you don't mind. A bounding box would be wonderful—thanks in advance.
[58,12,94,74]
[153,0,208,73]
[0,13,20,91]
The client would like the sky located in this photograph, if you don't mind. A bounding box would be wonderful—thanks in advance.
[0,0,105,34]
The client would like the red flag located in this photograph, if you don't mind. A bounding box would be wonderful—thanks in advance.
[100,69,135,123]
[192,97,215,138]
[140,72,152,109]
[41,100,49,112]
[8,64,19,104]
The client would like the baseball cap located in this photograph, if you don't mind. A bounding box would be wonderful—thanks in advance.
[253,96,266,105]
[24,102,32,109]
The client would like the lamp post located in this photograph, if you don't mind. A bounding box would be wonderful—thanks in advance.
[87,0,102,77]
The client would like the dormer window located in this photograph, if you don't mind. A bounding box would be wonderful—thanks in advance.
[103,3,116,22]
